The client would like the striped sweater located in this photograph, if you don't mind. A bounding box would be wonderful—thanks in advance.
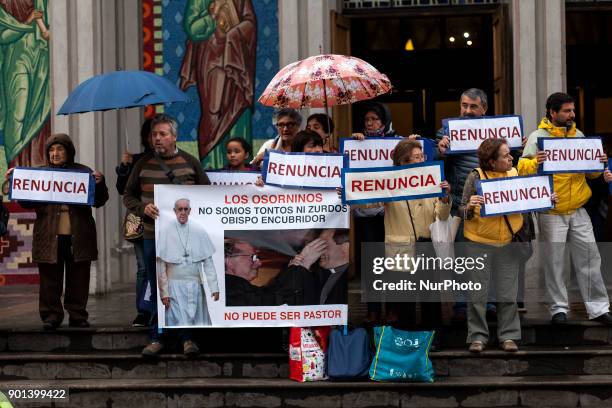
[123,150,209,239]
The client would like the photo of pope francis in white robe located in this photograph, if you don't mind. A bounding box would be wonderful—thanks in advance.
[157,198,219,326]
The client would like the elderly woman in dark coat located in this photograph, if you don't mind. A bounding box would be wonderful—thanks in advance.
[7,133,108,330]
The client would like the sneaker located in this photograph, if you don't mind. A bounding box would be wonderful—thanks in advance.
[500,339,518,352]
[142,341,164,357]
[183,340,199,357]
[468,341,485,353]
[132,313,149,327]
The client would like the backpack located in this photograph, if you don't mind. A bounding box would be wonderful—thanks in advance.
[327,327,371,380]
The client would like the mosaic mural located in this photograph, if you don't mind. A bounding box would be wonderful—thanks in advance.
[0,0,51,284]
[142,0,280,168]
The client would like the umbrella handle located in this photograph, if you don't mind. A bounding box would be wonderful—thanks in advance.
[123,109,130,151]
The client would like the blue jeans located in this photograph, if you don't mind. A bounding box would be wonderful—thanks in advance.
[143,239,192,343]
[133,239,147,314]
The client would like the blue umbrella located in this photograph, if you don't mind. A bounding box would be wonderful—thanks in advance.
[57,70,189,115]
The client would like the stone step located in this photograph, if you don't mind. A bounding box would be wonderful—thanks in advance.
[3,348,612,381]
[2,321,612,352]
[2,376,612,407]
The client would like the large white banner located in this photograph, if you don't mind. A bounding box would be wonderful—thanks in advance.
[537,137,605,174]
[342,161,445,204]
[9,167,95,205]
[154,185,349,328]
[477,174,554,216]
[262,151,346,188]
[207,171,259,186]
[444,115,523,153]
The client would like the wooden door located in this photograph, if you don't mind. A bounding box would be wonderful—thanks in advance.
[492,4,512,115]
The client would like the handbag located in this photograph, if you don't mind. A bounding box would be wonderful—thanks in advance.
[502,214,533,263]
[289,327,331,382]
[123,212,143,241]
[369,326,435,383]
[429,215,462,259]
[327,327,371,380]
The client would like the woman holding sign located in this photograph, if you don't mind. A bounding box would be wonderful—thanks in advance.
[7,133,109,330]
[459,139,556,353]
[353,139,451,347]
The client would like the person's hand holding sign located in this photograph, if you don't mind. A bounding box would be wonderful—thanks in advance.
[536,150,548,164]
[92,171,104,184]
[467,194,484,209]
[599,153,608,165]
[351,133,366,141]
[144,203,160,219]
[162,297,171,309]
[438,135,450,154]
[551,192,559,205]
[212,292,220,301]
[604,169,612,183]
[439,180,451,203]
[2,168,14,195]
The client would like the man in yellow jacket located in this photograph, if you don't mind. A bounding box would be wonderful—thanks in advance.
[518,92,611,325]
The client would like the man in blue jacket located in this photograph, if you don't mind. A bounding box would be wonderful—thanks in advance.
[436,88,494,322]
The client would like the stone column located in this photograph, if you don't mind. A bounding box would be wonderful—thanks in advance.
[511,0,566,130]
[48,0,142,294]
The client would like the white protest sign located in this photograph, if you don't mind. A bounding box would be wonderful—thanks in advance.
[341,137,433,168]
[341,137,401,168]
[207,171,259,186]
[9,167,94,205]
[342,161,445,204]
[262,151,346,189]
[477,174,554,216]
[154,185,349,328]
[444,115,523,153]
[538,137,605,174]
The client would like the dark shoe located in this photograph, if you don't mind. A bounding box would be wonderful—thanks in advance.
[132,313,149,327]
[69,319,90,328]
[468,341,485,353]
[551,312,567,325]
[500,339,518,352]
[591,312,612,325]
[142,341,164,357]
[183,340,200,357]
[42,320,61,331]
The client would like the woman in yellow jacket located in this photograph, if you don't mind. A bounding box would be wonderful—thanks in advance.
[460,138,556,353]
[358,139,451,348]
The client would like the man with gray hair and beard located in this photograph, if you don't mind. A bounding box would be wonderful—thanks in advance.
[157,198,219,327]
[124,113,210,357]
[435,88,496,322]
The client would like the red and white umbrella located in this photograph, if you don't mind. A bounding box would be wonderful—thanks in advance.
[258,54,392,110]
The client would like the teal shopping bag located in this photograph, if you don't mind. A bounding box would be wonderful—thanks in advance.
[369,326,435,382]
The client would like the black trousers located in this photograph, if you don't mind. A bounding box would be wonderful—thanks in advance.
[38,235,91,323]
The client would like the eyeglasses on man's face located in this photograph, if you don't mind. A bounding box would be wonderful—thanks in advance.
[276,121,298,129]
[229,253,259,263]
